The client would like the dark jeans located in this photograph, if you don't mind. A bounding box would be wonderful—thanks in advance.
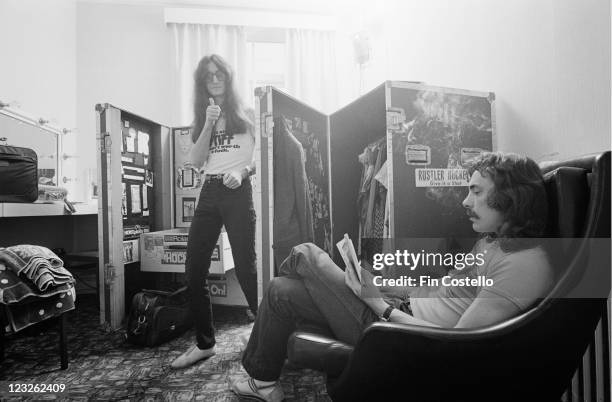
[242,243,379,381]
[185,178,258,350]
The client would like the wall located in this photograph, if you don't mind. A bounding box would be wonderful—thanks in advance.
[1,0,609,201]
[0,0,77,129]
[551,0,610,159]
[76,2,174,200]
[378,0,610,161]
[0,0,78,191]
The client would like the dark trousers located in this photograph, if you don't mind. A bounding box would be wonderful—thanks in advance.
[185,179,258,350]
[242,243,379,381]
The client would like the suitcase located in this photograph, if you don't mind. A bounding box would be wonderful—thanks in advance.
[126,286,193,347]
[0,145,38,203]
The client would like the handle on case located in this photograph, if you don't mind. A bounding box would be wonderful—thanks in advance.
[141,286,187,298]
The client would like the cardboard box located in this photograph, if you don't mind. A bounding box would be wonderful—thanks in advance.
[140,228,234,275]
[208,269,248,306]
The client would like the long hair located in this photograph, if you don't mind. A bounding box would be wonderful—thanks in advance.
[191,54,254,143]
[467,152,548,251]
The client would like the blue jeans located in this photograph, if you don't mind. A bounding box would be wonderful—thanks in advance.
[242,243,379,381]
[185,178,258,349]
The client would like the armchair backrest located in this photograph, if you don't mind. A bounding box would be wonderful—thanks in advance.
[541,151,610,298]
[328,151,610,402]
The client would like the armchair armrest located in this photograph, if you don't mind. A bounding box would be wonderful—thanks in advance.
[287,332,353,377]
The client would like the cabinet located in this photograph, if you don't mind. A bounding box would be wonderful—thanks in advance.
[255,81,496,292]
[96,104,247,329]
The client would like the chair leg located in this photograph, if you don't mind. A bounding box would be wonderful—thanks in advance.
[58,313,68,370]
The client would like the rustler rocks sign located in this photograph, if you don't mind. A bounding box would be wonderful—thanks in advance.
[415,168,470,187]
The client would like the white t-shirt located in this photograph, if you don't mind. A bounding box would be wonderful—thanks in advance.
[204,114,254,174]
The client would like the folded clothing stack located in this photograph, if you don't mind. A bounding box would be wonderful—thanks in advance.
[0,245,74,291]
[37,184,68,201]
[0,245,76,334]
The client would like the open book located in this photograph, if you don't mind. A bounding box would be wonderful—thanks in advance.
[336,233,363,283]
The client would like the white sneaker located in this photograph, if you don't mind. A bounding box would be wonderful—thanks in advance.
[231,378,284,402]
[170,344,215,369]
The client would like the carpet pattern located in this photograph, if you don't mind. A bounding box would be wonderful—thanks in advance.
[1,295,331,401]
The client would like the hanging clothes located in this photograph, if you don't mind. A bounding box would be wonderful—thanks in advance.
[291,123,332,256]
[357,138,387,261]
[273,117,315,267]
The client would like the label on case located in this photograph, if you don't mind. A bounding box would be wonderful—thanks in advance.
[405,145,431,165]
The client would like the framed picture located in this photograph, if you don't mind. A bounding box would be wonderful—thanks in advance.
[182,168,194,188]
[182,197,196,222]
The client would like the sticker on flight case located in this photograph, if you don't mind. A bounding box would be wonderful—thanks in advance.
[145,170,154,187]
[122,183,127,217]
[182,197,196,222]
[387,107,406,130]
[126,128,136,153]
[211,245,220,261]
[123,239,139,263]
[405,145,431,165]
[415,168,470,187]
[178,130,193,154]
[209,281,227,297]
[130,185,141,213]
[144,236,156,251]
[460,148,485,166]
[142,185,148,210]
[162,249,186,264]
[138,131,150,156]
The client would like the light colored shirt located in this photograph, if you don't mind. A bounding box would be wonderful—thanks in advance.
[204,115,254,174]
[409,239,554,327]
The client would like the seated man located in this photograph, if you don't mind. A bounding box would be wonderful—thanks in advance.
[231,152,554,402]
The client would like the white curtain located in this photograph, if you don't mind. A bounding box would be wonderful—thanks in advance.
[286,29,353,114]
[170,23,249,126]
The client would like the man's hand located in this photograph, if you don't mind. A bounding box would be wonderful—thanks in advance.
[223,171,242,189]
[345,260,385,312]
[204,102,221,128]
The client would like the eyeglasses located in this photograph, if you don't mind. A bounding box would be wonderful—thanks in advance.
[205,70,227,83]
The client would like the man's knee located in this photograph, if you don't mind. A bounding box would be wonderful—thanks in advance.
[266,277,293,303]
[279,243,326,275]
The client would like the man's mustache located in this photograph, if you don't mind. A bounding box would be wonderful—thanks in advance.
[466,209,479,219]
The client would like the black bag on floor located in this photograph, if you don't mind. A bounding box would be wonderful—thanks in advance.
[0,145,38,203]
[126,286,193,347]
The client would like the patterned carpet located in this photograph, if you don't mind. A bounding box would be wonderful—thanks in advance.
[1,295,331,401]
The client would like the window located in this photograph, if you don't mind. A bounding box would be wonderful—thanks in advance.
[246,27,286,99]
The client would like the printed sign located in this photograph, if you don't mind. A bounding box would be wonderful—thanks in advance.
[415,168,470,187]
[209,281,227,297]
[162,249,186,265]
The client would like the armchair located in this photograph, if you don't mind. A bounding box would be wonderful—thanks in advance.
[287,151,610,402]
